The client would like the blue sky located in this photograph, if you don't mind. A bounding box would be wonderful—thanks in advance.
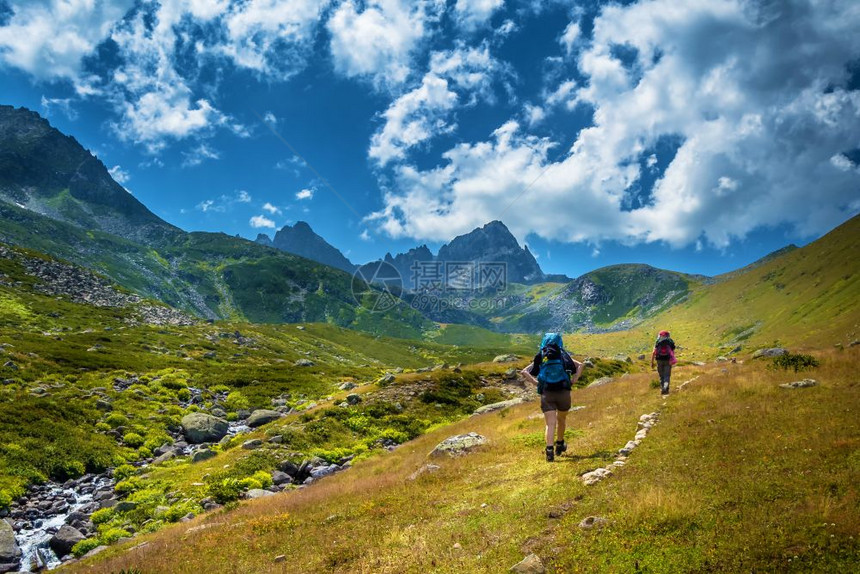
[1,0,859,278]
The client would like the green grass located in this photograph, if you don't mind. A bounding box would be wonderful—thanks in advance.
[63,349,860,574]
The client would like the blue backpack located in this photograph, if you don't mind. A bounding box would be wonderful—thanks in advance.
[537,333,572,393]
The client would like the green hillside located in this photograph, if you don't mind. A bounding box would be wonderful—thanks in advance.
[559,214,860,360]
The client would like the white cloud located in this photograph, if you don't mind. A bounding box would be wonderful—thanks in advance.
[197,199,216,212]
[262,202,282,214]
[263,111,277,125]
[559,20,580,55]
[0,0,134,83]
[370,43,511,165]
[108,165,130,184]
[181,144,221,167]
[327,0,441,89]
[296,188,314,200]
[453,0,504,31]
[359,229,371,241]
[369,0,860,249]
[523,103,545,127]
[237,190,252,203]
[494,19,516,40]
[40,95,78,120]
[250,214,277,228]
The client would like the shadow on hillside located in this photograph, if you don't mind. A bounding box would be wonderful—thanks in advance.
[557,450,615,463]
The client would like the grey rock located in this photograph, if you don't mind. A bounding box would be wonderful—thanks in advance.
[338,381,358,390]
[430,432,488,457]
[581,467,613,486]
[752,347,788,359]
[509,553,545,573]
[246,409,283,428]
[588,376,614,388]
[0,519,21,565]
[181,413,229,444]
[270,471,291,485]
[245,489,276,499]
[493,354,518,363]
[473,398,523,415]
[242,439,263,450]
[277,460,300,477]
[346,393,362,405]
[377,374,396,385]
[294,359,315,367]
[114,501,138,513]
[310,465,338,479]
[779,378,818,389]
[191,449,216,463]
[48,525,85,557]
[579,516,609,529]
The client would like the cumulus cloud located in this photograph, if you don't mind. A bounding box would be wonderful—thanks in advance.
[0,0,134,83]
[250,214,277,228]
[108,165,130,184]
[369,43,512,165]
[327,0,442,89]
[368,0,860,249]
[559,20,579,55]
[181,144,221,168]
[262,202,282,214]
[453,0,504,31]
[296,188,314,200]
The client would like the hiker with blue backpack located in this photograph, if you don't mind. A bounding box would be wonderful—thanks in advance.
[520,333,583,462]
[651,330,677,395]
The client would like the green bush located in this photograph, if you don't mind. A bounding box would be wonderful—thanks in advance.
[114,476,143,495]
[176,388,191,401]
[160,373,187,390]
[251,470,273,488]
[104,413,129,428]
[207,477,242,504]
[90,507,114,525]
[224,391,249,412]
[238,477,262,491]
[72,537,101,558]
[771,353,819,373]
[94,422,111,432]
[98,526,131,544]
[0,489,12,508]
[113,464,136,481]
[122,433,145,448]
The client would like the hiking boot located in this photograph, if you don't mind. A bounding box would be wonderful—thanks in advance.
[545,446,555,462]
[555,440,567,456]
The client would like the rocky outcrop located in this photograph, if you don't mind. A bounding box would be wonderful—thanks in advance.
[780,378,818,389]
[246,410,283,428]
[430,433,488,457]
[48,525,85,557]
[181,413,229,444]
[509,553,545,573]
[0,519,21,572]
[473,398,523,415]
[752,347,788,359]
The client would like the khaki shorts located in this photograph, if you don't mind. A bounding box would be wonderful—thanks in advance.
[540,389,571,413]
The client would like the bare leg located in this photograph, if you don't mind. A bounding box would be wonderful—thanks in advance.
[556,410,568,443]
[544,410,557,447]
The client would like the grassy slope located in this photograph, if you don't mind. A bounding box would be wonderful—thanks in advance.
[65,350,859,573]
[561,214,860,361]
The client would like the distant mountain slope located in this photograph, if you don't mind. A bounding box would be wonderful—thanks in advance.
[256,221,355,273]
[569,213,860,355]
[490,264,695,333]
[0,105,178,243]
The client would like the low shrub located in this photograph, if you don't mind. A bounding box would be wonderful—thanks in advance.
[71,537,101,558]
[98,526,131,544]
[122,433,145,448]
[771,353,819,373]
[112,464,136,481]
[90,507,114,525]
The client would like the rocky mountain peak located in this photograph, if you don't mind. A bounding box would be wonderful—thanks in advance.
[267,221,355,273]
[0,105,178,244]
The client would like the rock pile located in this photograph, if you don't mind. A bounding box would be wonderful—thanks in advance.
[779,378,818,389]
[581,412,659,486]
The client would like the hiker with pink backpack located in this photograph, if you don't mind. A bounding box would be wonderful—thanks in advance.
[520,333,584,462]
[651,330,677,395]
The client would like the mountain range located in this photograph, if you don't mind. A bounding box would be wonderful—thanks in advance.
[0,105,852,337]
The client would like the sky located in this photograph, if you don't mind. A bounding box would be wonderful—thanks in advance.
[1,0,859,279]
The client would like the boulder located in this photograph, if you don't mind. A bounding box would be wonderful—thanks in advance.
[181,413,229,444]
[509,553,545,573]
[430,432,488,457]
[752,347,788,359]
[579,516,609,530]
[588,376,614,388]
[48,524,85,557]
[245,489,276,499]
[242,439,263,450]
[493,354,519,363]
[581,467,613,486]
[779,379,818,389]
[270,471,291,486]
[338,381,357,390]
[346,393,362,405]
[246,409,283,428]
[0,520,21,568]
[191,449,217,463]
[114,501,138,513]
[473,398,523,416]
[377,374,396,385]
[294,359,315,367]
